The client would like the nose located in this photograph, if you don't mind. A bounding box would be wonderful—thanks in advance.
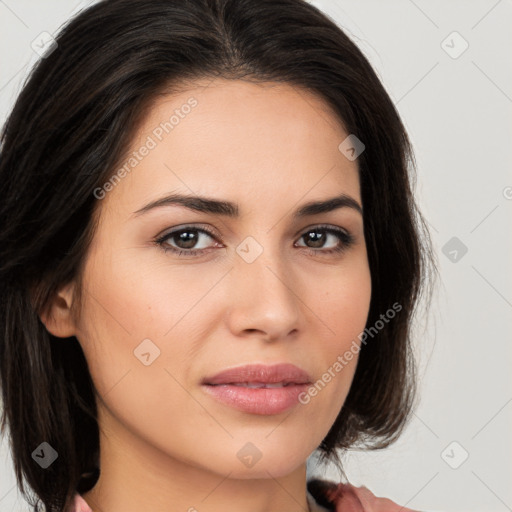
[224,243,302,342]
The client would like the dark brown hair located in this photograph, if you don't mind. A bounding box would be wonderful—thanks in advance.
[0,0,437,510]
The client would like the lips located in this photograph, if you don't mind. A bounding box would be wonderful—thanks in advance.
[202,363,312,387]
[201,363,313,415]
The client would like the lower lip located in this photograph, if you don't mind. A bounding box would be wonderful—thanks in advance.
[202,383,310,415]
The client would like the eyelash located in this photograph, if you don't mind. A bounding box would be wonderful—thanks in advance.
[153,224,355,258]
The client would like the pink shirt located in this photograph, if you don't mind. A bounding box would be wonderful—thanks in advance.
[67,482,419,512]
[325,482,419,511]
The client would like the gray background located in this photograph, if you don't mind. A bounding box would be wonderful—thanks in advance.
[1,1,511,511]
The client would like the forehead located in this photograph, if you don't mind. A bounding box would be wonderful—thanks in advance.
[100,79,361,219]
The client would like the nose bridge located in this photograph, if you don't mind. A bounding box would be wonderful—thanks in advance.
[227,233,301,338]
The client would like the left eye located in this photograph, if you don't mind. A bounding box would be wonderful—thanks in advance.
[155,225,354,257]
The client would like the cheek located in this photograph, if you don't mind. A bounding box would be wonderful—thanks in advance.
[307,263,371,412]
[319,261,372,346]
[74,259,206,447]
[78,248,198,341]
[74,247,223,399]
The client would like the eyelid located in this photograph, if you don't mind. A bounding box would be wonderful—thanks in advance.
[155,223,219,240]
[294,222,350,237]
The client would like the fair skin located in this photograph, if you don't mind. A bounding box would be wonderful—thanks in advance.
[42,79,371,512]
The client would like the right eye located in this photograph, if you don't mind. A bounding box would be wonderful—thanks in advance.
[154,225,222,257]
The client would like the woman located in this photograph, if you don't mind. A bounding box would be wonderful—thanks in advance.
[0,1,437,511]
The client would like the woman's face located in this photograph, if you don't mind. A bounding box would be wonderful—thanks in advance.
[69,79,371,479]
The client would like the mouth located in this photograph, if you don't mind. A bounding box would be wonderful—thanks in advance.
[201,363,312,415]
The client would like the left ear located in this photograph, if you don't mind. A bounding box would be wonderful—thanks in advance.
[38,282,77,338]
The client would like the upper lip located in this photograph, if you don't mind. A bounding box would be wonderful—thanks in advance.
[202,363,312,386]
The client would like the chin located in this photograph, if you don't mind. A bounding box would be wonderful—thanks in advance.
[212,443,309,480]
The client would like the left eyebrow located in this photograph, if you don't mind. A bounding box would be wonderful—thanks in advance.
[131,192,363,219]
